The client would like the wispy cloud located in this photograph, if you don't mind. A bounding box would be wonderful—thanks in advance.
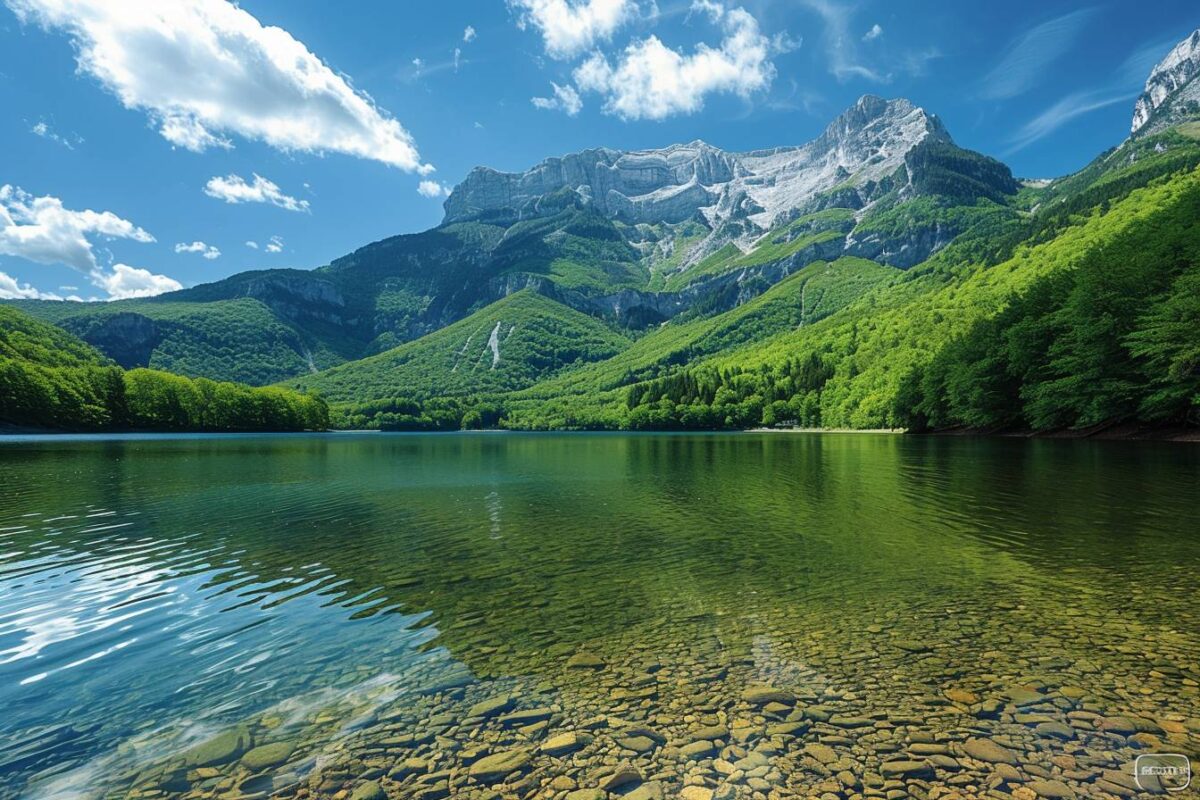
[1006,90,1129,154]
[980,9,1096,100]
[1004,33,1179,154]
[30,120,82,149]
[799,0,885,82]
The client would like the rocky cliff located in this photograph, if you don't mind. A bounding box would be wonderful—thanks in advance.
[444,96,951,234]
[1132,29,1200,135]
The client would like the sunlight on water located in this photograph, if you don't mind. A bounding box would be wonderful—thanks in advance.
[0,433,1197,799]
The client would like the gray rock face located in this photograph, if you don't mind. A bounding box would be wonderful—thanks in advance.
[1132,29,1200,135]
[444,95,949,233]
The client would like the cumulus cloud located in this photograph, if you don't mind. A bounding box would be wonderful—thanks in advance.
[0,184,154,272]
[463,25,476,42]
[0,184,179,300]
[174,240,221,259]
[265,235,284,253]
[6,0,430,170]
[862,24,882,42]
[0,270,68,300]
[531,82,583,115]
[93,263,182,299]
[573,2,776,120]
[417,180,452,198]
[509,0,639,60]
[203,173,310,213]
[245,240,258,249]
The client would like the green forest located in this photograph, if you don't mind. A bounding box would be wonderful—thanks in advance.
[0,307,328,432]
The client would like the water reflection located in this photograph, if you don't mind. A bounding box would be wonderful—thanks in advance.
[0,432,1197,798]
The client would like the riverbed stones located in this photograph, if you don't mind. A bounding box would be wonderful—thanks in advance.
[467,695,514,719]
[86,545,1200,800]
[468,749,532,783]
[240,741,294,771]
[566,652,607,670]
[741,686,794,706]
[541,732,589,756]
[679,740,717,759]
[962,738,1019,764]
[348,781,387,800]
[598,762,643,792]
[880,760,934,779]
[183,727,252,767]
[1027,779,1076,799]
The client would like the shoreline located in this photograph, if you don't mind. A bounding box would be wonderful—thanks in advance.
[4,424,1196,442]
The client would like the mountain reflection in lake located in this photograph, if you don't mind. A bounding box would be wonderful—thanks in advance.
[1,432,1197,799]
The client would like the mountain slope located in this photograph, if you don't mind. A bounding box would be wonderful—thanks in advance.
[0,305,109,368]
[284,289,631,406]
[0,305,328,432]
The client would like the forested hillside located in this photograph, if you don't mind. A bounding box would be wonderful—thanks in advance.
[0,306,328,432]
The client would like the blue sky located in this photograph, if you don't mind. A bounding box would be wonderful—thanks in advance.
[0,0,1196,301]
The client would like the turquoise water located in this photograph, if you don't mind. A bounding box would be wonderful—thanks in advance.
[1,432,1197,798]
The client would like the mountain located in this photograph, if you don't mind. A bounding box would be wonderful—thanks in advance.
[1133,29,1200,135]
[7,29,1200,436]
[8,96,1017,386]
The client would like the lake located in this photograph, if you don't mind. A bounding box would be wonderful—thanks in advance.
[1,432,1198,799]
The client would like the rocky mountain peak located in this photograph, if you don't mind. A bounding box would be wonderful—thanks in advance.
[1132,29,1200,135]
[441,96,948,233]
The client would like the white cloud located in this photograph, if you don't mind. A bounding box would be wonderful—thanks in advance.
[174,240,221,259]
[245,240,258,249]
[203,173,310,213]
[573,3,775,120]
[454,47,463,71]
[0,184,154,272]
[417,180,452,198]
[30,120,80,149]
[800,0,884,82]
[93,263,182,299]
[265,235,284,253]
[0,270,65,300]
[980,9,1095,100]
[463,25,476,42]
[7,0,429,171]
[531,82,583,116]
[862,24,882,42]
[509,0,639,60]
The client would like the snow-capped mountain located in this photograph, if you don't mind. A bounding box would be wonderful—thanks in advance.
[444,96,950,233]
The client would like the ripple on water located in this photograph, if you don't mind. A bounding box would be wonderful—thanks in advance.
[0,432,1196,798]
